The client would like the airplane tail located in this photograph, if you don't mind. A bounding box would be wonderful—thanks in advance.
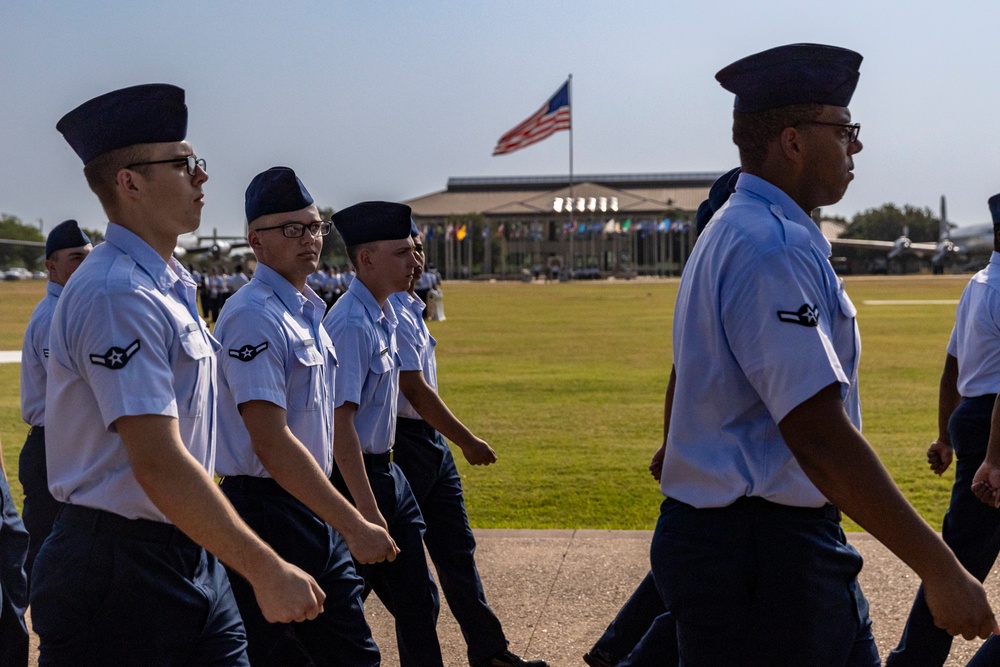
[939,195,950,242]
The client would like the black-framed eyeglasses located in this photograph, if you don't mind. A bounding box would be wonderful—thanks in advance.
[796,121,861,143]
[125,155,207,176]
[255,221,332,238]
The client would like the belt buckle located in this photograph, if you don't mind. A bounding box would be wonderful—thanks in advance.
[388,449,394,463]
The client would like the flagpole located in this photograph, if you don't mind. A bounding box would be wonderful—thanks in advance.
[568,73,574,278]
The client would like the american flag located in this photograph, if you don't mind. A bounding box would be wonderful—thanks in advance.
[492,80,571,156]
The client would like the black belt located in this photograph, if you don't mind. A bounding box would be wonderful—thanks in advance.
[363,450,394,472]
[29,425,44,436]
[220,475,291,498]
[57,504,197,548]
[395,416,432,435]
[730,496,841,522]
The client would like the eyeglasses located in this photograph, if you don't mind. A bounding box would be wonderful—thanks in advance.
[254,221,332,238]
[796,121,861,143]
[125,155,207,176]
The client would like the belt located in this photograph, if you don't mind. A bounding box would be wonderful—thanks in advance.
[396,416,431,433]
[57,504,197,548]
[730,496,841,522]
[220,475,291,498]
[29,425,44,436]
[363,450,394,471]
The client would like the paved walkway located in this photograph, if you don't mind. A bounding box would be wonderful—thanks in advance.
[21,529,1000,665]
[0,351,21,363]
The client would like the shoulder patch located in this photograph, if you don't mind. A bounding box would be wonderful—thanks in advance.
[777,304,819,327]
[90,339,141,369]
[229,341,269,362]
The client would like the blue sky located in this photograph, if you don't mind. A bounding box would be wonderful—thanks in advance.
[2,1,999,237]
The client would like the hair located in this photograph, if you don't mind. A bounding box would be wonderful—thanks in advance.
[346,242,378,268]
[82,144,154,208]
[731,103,824,171]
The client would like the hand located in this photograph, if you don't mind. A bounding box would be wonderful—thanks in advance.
[251,559,326,624]
[650,443,666,482]
[923,567,999,640]
[972,460,1000,508]
[461,437,498,466]
[927,439,953,476]
[344,519,400,564]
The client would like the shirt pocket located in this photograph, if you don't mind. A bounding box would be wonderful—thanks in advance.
[293,339,326,412]
[178,325,216,417]
[367,348,395,407]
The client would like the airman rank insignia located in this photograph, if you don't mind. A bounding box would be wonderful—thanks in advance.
[777,304,819,327]
[90,339,141,369]
[230,341,269,362]
[43,349,49,358]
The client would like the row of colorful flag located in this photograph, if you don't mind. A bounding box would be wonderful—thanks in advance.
[421,218,693,242]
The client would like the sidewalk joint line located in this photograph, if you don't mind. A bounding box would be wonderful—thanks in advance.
[525,528,576,652]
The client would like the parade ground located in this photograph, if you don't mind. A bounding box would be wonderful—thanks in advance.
[1,275,995,664]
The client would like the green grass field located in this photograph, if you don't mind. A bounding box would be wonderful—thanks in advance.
[0,276,970,532]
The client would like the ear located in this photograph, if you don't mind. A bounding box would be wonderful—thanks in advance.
[777,126,805,163]
[44,257,57,277]
[247,229,263,250]
[116,168,143,201]
[358,246,375,268]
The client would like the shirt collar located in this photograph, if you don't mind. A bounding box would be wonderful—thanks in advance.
[348,277,398,329]
[734,173,832,257]
[104,222,183,293]
[46,281,63,299]
[990,251,1000,268]
[252,263,325,326]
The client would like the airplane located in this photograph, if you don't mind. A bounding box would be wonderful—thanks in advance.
[830,196,994,273]
[0,228,249,262]
[173,228,249,260]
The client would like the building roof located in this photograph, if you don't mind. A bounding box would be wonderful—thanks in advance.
[406,172,726,219]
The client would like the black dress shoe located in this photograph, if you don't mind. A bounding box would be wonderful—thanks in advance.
[476,649,548,667]
[583,648,617,667]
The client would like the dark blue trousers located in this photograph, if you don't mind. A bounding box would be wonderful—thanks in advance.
[30,505,249,666]
[651,496,879,667]
[886,394,1000,667]
[590,570,677,667]
[393,418,508,664]
[0,467,28,667]
[331,458,443,667]
[17,426,62,584]
[221,476,379,666]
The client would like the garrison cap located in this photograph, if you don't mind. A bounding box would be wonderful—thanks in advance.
[695,167,741,233]
[989,193,1000,231]
[333,201,415,247]
[716,43,862,113]
[46,219,91,258]
[57,84,188,165]
[245,167,314,223]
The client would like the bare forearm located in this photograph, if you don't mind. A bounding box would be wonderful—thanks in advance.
[780,384,961,581]
[663,366,676,444]
[332,411,380,521]
[118,417,280,583]
[253,425,366,537]
[938,355,960,444]
[403,376,477,448]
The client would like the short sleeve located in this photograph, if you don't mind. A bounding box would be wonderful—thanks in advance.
[216,304,288,410]
[76,289,178,428]
[721,245,846,423]
[325,317,371,408]
[393,309,423,372]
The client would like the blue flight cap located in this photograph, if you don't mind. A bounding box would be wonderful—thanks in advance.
[333,202,414,247]
[46,219,91,258]
[989,193,1000,231]
[716,43,862,113]
[57,84,188,165]
[696,167,742,233]
[245,167,315,223]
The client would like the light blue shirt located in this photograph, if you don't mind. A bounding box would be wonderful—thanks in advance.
[323,278,400,454]
[662,173,861,509]
[46,223,218,522]
[390,291,438,420]
[947,251,1000,397]
[20,281,61,427]
[214,263,336,477]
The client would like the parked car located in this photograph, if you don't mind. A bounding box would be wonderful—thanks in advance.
[3,268,32,281]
